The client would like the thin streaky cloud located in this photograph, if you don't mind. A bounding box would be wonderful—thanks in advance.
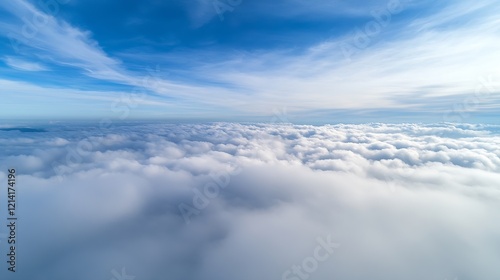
[0,0,498,121]
[3,56,48,71]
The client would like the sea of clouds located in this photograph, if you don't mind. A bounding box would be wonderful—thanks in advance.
[0,122,499,280]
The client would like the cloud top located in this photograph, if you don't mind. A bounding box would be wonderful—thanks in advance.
[0,122,499,280]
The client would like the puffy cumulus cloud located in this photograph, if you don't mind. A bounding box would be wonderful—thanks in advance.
[0,122,500,280]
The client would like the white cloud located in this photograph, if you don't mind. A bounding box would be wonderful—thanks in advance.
[1,0,499,118]
[3,56,48,71]
[179,0,500,114]
[0,0,234,106]
[0,122,499,279]
[0,0,123,81]
[0,78,188,119]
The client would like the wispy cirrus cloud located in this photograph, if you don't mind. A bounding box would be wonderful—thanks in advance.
[0,0,135,83]
[184,0,500,115]
[111,0,500,118]
[0,0,246,113]
[3,56,48,71]
[0,0,498,121]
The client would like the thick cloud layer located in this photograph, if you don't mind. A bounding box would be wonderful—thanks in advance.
[0,122,499,280]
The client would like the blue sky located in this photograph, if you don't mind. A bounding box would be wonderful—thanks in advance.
[0,0,499,123]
